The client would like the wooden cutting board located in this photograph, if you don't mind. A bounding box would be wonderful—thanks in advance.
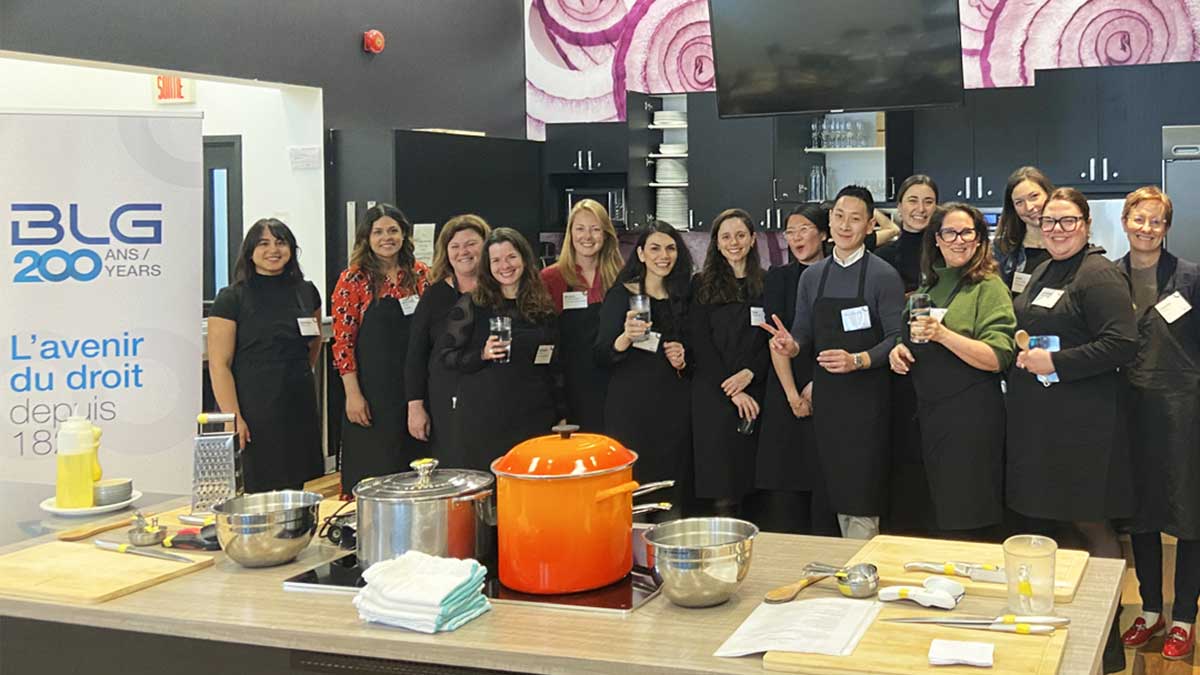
[842,535,1089,603]
[764,604,1068,674]
[0,541,213,604]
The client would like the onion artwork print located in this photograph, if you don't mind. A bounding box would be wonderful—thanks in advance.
[525,0,1200,138]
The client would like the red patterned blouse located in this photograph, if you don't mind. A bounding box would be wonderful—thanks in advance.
[331,262,430,374]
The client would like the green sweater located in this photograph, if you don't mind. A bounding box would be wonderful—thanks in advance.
[917,265,1018,371]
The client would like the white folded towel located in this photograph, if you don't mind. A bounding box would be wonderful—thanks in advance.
[353,550,490,634]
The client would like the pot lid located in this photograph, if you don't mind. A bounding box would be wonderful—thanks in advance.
[353,458,494,501]
[491,425,638,478]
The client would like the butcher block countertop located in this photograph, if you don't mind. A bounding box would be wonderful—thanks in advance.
[0,490,1125,675]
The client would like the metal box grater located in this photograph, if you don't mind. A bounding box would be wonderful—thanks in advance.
[191,412,243,514]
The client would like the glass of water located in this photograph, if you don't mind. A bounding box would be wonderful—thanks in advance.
[488,315,512,363]
[629,294,652,342]
[907,293,932,344]
[1003,534,1057,614]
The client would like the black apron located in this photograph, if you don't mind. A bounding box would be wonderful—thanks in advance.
[756,263,818,492]
[906,279,1005,530]
[232,285,323,492]
[812,256,891,515]
[340,296,417,491]
[1125,257,1200,539]
[559,300,608,432]
[1007,250,1133,521]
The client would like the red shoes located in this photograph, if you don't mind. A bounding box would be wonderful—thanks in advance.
[1163,625,1195,661]
[1123,616,1166,647]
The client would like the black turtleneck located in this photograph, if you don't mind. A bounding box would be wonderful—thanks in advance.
[876,228,925,292]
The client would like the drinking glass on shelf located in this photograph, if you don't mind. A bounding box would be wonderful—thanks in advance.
[811,118,822,148]
[907,293,932,344]
[488,316,512,364]
[629,294,652,342]
[853,121,866,147]
[821,117,832,148]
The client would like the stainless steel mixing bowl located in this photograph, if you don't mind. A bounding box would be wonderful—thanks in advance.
[212,490,321,567]
[643,517,758,608]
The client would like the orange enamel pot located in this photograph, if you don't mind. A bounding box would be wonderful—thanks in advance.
[491,425,671,594]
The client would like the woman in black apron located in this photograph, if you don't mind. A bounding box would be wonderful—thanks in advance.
[439,228,566,470]
[690,209,769,517]
[1007,188,1137,674]
[541,199,624,432]
[208,218,323,492]
[752,203,836,534]
[405,214,490,466]
[1115,187,1200,660]
[762,186,905,539]
[888,203,1016,537]
[992,166,1054,294]
[597,221,694,515]
[875,175,940,533]
[332,204,430,491]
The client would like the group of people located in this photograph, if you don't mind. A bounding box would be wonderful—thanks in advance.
[207,165,1200,667]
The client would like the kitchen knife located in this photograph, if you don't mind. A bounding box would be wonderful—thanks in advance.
[884,615,1070,627]
[904,561,1007,583]
[95,539,193,563]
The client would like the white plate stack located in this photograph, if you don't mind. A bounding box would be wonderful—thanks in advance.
[655,141,688,229]
[653,110,687,127]
[659,143,688,156]
[656,187,689,230]
[655,158,687,184]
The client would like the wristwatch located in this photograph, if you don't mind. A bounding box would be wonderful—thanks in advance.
[852,352,863,370]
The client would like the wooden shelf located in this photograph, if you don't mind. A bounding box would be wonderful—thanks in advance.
[804,146,885,154]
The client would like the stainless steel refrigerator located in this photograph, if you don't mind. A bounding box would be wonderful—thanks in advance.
[1163,126,1200,261]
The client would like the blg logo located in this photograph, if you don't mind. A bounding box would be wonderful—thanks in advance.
[9,202,163,283]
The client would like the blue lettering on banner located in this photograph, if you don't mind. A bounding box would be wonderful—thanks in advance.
[8,201,164,283]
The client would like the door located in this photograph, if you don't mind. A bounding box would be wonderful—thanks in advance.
[1097,65,1165,188]
[544,122,629,174]
[687,92,774,231]
[202,136,244,302]
[625,91,660,230]
[1035,68,1099,188]
[773,114,821,205]
[913,104,972,201]
[971,86,1038,205]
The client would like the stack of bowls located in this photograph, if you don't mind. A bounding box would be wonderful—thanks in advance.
[93,478,133,506]
[644,517,758,607]
[653,110,687,127]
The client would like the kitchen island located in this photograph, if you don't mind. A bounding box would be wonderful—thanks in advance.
[0,489,1124,675]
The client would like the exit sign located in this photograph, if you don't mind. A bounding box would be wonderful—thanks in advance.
[153,75,195,104]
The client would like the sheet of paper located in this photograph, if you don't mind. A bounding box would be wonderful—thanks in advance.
[413,223,436,266]
[928,638,994,667]
[714,598,881,658]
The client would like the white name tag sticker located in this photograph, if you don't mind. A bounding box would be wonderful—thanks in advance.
[1032,288,1065,309]
[1156,291,1192,324]
[930,308,948,322]
[633,331,662,353]
[297,317,320,336]
[562,291,588,311]
[841,305,872,332]
[400,296,420,316]
[750,306,766,326]
[1012,272,1032,294]
[534,344,555,365]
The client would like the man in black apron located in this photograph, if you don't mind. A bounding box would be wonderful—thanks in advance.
[761,186,905,539]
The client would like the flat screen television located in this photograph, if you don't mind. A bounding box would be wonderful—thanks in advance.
[708,0,964,117]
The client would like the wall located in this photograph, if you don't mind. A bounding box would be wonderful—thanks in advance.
[0,0,527,138]
[526,0,1200,137]
[0,53,329,293]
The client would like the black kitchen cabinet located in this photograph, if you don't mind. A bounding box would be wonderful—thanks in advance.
[1097,65,1165,186]
[1034,68,1100,187]
[687,92,774,231]
[972,86,1039,201]
[913,103,972,201]
[544,122,628,174]
[626,91,661,230]
[772,114,821,206]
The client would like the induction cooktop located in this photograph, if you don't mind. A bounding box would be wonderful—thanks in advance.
[283,553,663,616]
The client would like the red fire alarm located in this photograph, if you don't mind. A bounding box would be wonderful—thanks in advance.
[363,29,385,54]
